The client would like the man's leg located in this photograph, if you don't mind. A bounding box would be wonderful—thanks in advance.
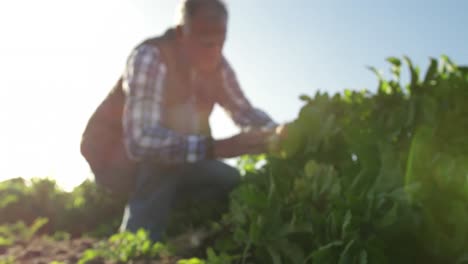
[120,160,241,242]
[176,160,241,202]
[119,162,179,242]
[167,160,241,249]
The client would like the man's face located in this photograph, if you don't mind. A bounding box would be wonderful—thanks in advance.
[179,8,227,73]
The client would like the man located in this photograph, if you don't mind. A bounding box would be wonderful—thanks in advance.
[119,0,282,242]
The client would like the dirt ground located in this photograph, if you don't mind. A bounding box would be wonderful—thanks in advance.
[0,237,179,264]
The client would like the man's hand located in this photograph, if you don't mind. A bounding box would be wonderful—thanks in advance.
[274,124,288,140]
[213,129,274,159]
[261,124,288,154]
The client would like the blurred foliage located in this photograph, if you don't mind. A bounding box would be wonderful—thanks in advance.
[1,55,468,263]
[0,178,126,238]
[206,56,468,264]
[78,229,171,263]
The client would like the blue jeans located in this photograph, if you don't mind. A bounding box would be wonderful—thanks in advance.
[119,160,240,242]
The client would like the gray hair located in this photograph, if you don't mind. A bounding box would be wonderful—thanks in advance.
[176,0,228,26]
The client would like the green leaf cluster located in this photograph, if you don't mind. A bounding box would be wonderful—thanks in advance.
[0,178,126,238]
[79,229,170,263]
[209,56,468,263]
[2,55,468,264]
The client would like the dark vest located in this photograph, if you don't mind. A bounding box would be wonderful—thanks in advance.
[80,29,224,194]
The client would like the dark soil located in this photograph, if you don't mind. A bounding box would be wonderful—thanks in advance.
[0,237,179,264]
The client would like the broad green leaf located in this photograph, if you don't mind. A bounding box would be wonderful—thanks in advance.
[267,246,282,264]
[359,250,368,264]
[338,239,356,264]
[423,58,438,84]
[367,66,383,81]
[403,56,420,93]
[387,57,402,67]
[177,258,205,264]
[341,211,352,240]
[278,240,305,264]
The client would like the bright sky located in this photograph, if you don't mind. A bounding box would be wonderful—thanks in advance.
[1,0,467,191]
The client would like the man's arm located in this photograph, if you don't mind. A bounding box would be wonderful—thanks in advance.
[122,44,213,164]
[217,60,277,130]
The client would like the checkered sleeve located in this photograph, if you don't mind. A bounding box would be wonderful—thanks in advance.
[218,60,277,130]
[122,44,213,165]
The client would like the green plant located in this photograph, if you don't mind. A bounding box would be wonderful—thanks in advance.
[0,217,49,244]
[2,55,468,263]
[0,178,125,238]
[178,258,206,264]
[0,256,15,264]
[178,248,237,264]
[52,231,71,241]
[0,218,49,264]
[204,56,468,263]
[79,229,171,263]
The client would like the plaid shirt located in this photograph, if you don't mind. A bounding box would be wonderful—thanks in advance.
[122,43,277,165]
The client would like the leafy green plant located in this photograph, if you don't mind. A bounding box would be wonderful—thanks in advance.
[79,229,171,263]
[1,55,468,263]
[0,218,49,264]
[0,217,49,244]
[0,178,126,238]
[178,258,206,264]
[178,248,237,264]
[52,231,71,241]
[0,256,15,264]
[203,56,468,263]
